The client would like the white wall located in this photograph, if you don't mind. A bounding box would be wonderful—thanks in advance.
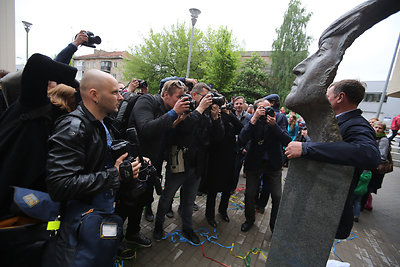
[0,0,16,72]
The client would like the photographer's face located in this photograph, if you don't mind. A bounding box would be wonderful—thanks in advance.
[163,87,184,110]
[98,76,123,114]
[192,88,210,105]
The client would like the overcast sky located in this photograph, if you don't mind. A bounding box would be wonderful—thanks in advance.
[14,0,400,82]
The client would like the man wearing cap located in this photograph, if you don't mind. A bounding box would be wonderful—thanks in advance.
[239,96,291,233]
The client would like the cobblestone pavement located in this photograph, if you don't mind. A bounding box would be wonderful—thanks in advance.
[119,167,400,267]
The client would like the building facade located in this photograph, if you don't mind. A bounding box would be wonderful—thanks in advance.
[73,50,128,83]
[359,80,400,127]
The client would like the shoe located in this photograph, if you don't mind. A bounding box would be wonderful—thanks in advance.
[354,217,359,222]
[166,209,174,218]
[193,203,199,211]
[220,213,230,222]
[145,207,154,222]
[153,223,164,241]
[125,232,152,248]
[241,221,253,232]
[182,229,200,245]
[117,242,135,260]
[206,217,217,228]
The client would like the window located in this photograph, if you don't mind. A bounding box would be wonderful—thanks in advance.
[93,62,96,68]
[112,73,117,79]
[113,62,118,68]
[363,93,388,103]
[100,61,112,73]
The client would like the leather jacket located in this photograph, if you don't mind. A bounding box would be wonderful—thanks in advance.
[46,104,119,202]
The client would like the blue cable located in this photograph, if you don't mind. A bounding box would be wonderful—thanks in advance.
[333,231,358,262]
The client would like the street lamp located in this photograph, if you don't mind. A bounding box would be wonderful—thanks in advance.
[186,8,201,78]
[22,21,33,62]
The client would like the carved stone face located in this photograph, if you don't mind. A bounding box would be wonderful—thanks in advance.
[285,35,341,110]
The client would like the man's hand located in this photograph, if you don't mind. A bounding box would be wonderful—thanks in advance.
[173,113,189,128]
[285,141,303,159]
[73,30,89,47]
[266,114,276,126]
[173,96,190,114]
[131,158,141,179]
[210,104,220,120]
[250,106,266,124]
[128,78,139,93]
[185,78,198,86]
[196,93,213,114]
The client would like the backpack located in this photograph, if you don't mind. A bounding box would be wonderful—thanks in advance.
[113,91,141,139]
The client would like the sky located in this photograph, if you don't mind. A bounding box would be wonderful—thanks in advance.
[14,0,400,82]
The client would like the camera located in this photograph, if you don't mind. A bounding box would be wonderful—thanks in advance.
[137,79,148,89]
[262,106,275,117]
[81,31,101,48]
[259,106,275,121]
[110,128,162,206]
[211,92,225,107]
[180,93,196,113]
[221,102,236,112]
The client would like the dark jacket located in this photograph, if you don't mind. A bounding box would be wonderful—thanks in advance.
[172,109,225,179]
[46,104,119,202]
[239,113,291,172]
[0,54,77,217]
[205,112,243,192]
[301,109,380,239]
[130,94,174,164]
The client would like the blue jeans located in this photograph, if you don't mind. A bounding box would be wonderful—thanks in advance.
[351,194,363,218]
[245,168,282,230]
[155,168,200,231]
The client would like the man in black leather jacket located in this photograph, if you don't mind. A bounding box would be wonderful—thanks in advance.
[46,69,141,266]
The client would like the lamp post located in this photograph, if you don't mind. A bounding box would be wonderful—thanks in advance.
[22,21,33,62]
[186,8,201,78]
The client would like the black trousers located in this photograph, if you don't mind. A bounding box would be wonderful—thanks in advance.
[205,190,230,219]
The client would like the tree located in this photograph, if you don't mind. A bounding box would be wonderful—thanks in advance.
[200,27,241,96]
[123,23,207,94]
[123,23,241,95]
[233,53,272,104]
[270,0,312,102]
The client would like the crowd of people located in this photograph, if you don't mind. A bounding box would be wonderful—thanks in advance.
[0,31,395,267]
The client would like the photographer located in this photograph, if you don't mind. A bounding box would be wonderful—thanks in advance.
[46,69,141,266]
[239,98,291,233]
[153,83,224,244]
[125,78,149,95]
[115,80,189,248]
[204,101,243,228]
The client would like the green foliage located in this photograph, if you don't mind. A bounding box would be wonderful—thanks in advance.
[123,23,206,94]
[270,0,312,102]
[200,27,241,96]
[233,53,272,104]
[123,23,241,95]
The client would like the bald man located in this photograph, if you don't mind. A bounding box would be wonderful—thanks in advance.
[46,70,141,266]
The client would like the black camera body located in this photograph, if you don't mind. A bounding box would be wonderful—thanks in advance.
[211,93,225,107]
[82,31,101,48]
[221,102,236,112]
[137,79,148,89]
[180,93,196,113]
[262,106,275,117]
[110,128,162,206]
[259,106,275,121]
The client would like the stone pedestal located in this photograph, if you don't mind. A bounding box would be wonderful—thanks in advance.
[266,158,354,267]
